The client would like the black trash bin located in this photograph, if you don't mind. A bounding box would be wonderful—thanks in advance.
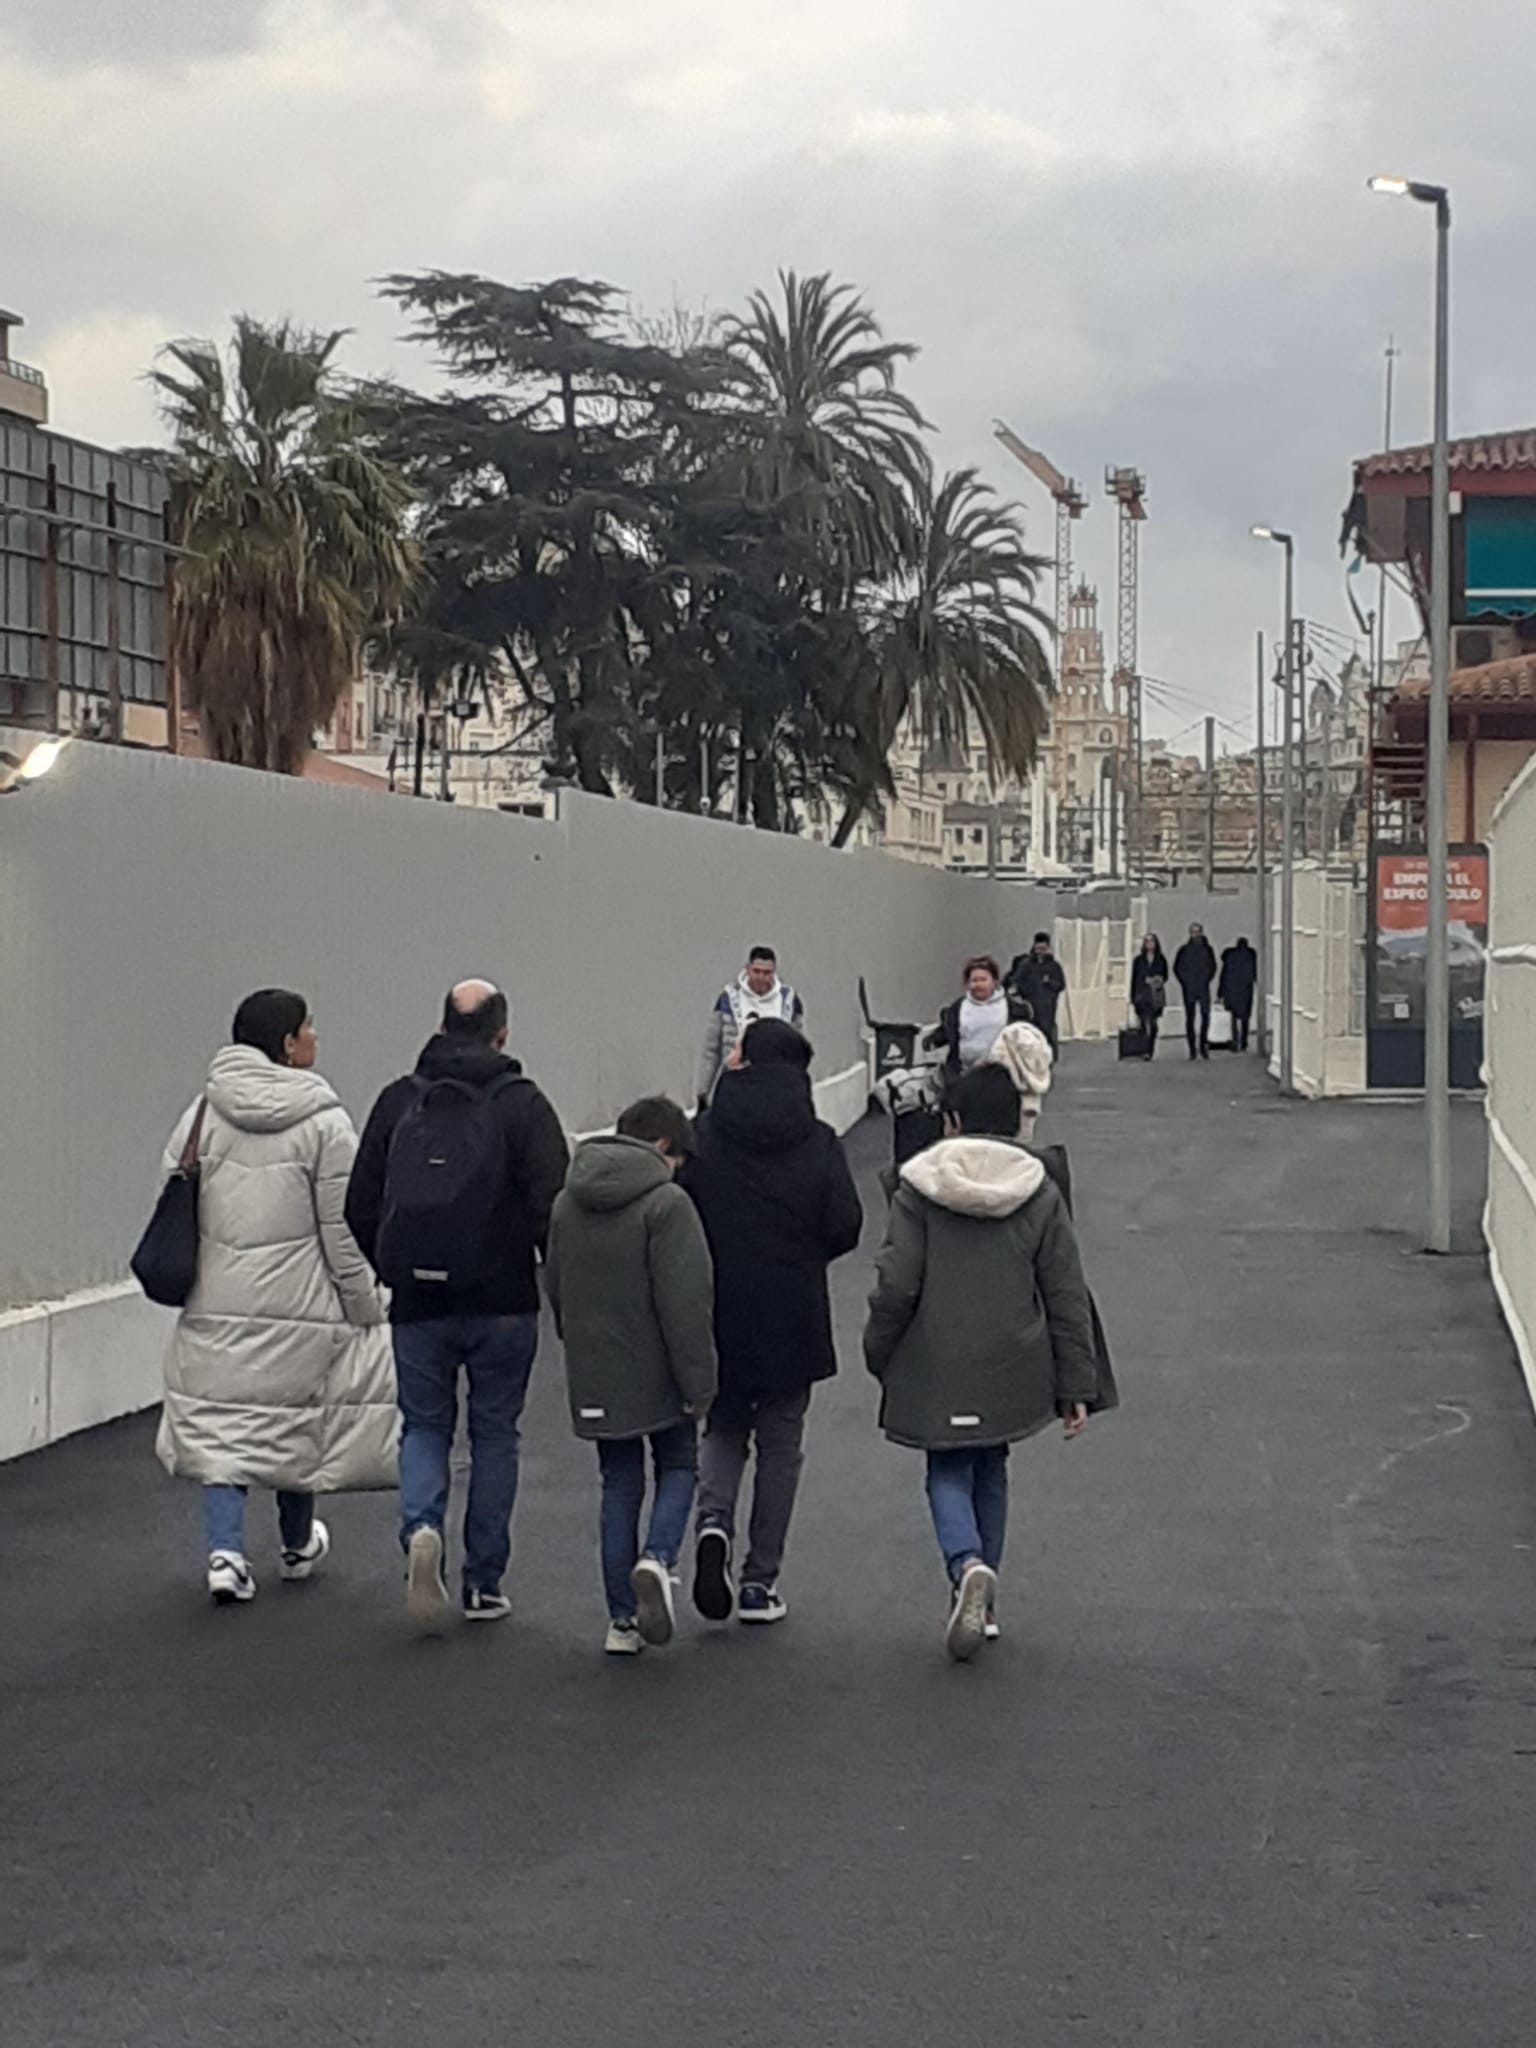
[872,1020,919,1076]
[860,976,921,1080]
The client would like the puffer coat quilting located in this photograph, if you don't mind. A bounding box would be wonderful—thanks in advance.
[155,1046,397,1493]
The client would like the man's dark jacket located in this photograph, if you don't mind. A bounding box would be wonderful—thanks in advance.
[683,1063,863,1401]
[1174,936,1218,997]
[345,1035,569,1323]
[1007,952,1067,1035]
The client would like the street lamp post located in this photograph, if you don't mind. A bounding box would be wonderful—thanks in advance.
[1252,527,1296,1093]
[1255,630,1269,1056]
[1371,173,1452,1254]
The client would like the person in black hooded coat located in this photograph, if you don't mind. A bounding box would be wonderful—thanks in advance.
[683,1018,863,1624]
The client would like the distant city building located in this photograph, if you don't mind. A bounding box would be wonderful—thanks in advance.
[0,308,173,746]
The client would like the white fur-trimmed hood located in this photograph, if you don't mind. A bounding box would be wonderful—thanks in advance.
[900,1137,1047,1218]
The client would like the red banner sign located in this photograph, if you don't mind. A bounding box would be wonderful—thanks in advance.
[1375,851,1488,933]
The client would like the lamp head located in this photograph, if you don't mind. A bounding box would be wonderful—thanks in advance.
[1369,173,1450,212]
[0,735,68,795]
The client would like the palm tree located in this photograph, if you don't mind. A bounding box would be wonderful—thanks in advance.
[832,468,1055,845]
[719,269,930,581]
[711,271,931,825]
[155,317,418,773]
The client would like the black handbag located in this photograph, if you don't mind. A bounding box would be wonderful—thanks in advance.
[131,1100,208,1307]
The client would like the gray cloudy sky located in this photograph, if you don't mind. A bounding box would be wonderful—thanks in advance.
[5,0,1532,735]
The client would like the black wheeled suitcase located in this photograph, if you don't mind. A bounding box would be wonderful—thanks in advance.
[1118,1024,1148,1060]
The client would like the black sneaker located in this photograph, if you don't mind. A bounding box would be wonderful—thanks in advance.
[737,1582,788,1625]
[693,1526,736,1621]
[463,1588,512,1624]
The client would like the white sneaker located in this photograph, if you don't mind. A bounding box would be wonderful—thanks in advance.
[280,1519,331,1583]
[208,1552,256,1606]
[605,1619,644,1656]
[631,1557,677,1646]
[984,1608,1001,1643]
[405,1525,454,1631]
[945,1561,996,1663]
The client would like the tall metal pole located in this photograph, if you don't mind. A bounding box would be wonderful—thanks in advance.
[1281,543,1296,1095]
[1256,632,1269,1055]
[1377,338,1398,698]
[655,728,665,807]
[1295,627,1308,860]
[1425,196,1452,1253]
[1204,716,1217,891]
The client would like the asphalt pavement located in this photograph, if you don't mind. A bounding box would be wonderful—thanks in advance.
[3,1046,1534,2046]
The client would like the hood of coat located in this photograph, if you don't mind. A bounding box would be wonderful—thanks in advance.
[708,1061,816,1156]
[413,1034,525,1090]
[901,1136,1047,1219]
[565,1133,672,1213]
[204,1045,342,1133]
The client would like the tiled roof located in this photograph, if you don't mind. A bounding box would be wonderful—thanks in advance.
[1359,430,1536,480]
[1396,654,1536,704]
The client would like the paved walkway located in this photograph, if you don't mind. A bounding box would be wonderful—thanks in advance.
[3,1049,1532,2046]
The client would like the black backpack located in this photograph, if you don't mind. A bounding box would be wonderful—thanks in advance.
[375,1073,523,1292]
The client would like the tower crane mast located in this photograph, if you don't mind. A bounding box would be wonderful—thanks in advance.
[993,420,1087,641]
[1106,466,1148,879]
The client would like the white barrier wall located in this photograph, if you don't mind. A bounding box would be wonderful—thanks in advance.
[1485,757,1536,1407]
[0,739,1262,1457]
[1266,866,1366,1099]
[0,743,1066,1455]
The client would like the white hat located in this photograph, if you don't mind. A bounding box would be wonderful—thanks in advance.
[985,1021,1055,1130]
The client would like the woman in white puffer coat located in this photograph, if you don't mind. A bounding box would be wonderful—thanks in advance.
[157,989,397,1606]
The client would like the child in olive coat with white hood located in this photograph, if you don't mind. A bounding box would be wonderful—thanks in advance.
[864,1063,1101,1660]
[546,1096,718,1656]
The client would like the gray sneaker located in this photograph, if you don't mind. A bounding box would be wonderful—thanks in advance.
[945,1561,996,1662]
[405,1525,453,1631]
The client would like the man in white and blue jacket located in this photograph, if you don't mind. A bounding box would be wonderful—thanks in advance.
[697,946,805,1107]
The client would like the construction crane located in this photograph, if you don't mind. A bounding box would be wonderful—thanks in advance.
[1106,466,1148,878]
[993,420,1087,641]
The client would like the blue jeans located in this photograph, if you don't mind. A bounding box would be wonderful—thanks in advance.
[203,1484,313,1557]
[393,1313,538,1596]
[596,1421,698,1622]
[925,1445,1010,1583]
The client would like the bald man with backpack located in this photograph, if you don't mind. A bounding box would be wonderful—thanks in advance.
[347,980,569,1629]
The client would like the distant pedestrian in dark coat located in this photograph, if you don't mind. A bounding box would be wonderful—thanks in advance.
[1130,935,1170,1061]
[682,1019,863,1626]
[1006,934,1067,1052]
[1174,924,1219,1061]
[1218,938,1259,1053]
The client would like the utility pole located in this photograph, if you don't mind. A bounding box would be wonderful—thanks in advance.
[1368,172,1453,1251]
[1204,716,1217,891]
[1320,691,1335,864]
[1256,632,1269,1053]
[1377,338,1399,698]
[1295,627,1309,859]
[1425,198,1453,1251]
